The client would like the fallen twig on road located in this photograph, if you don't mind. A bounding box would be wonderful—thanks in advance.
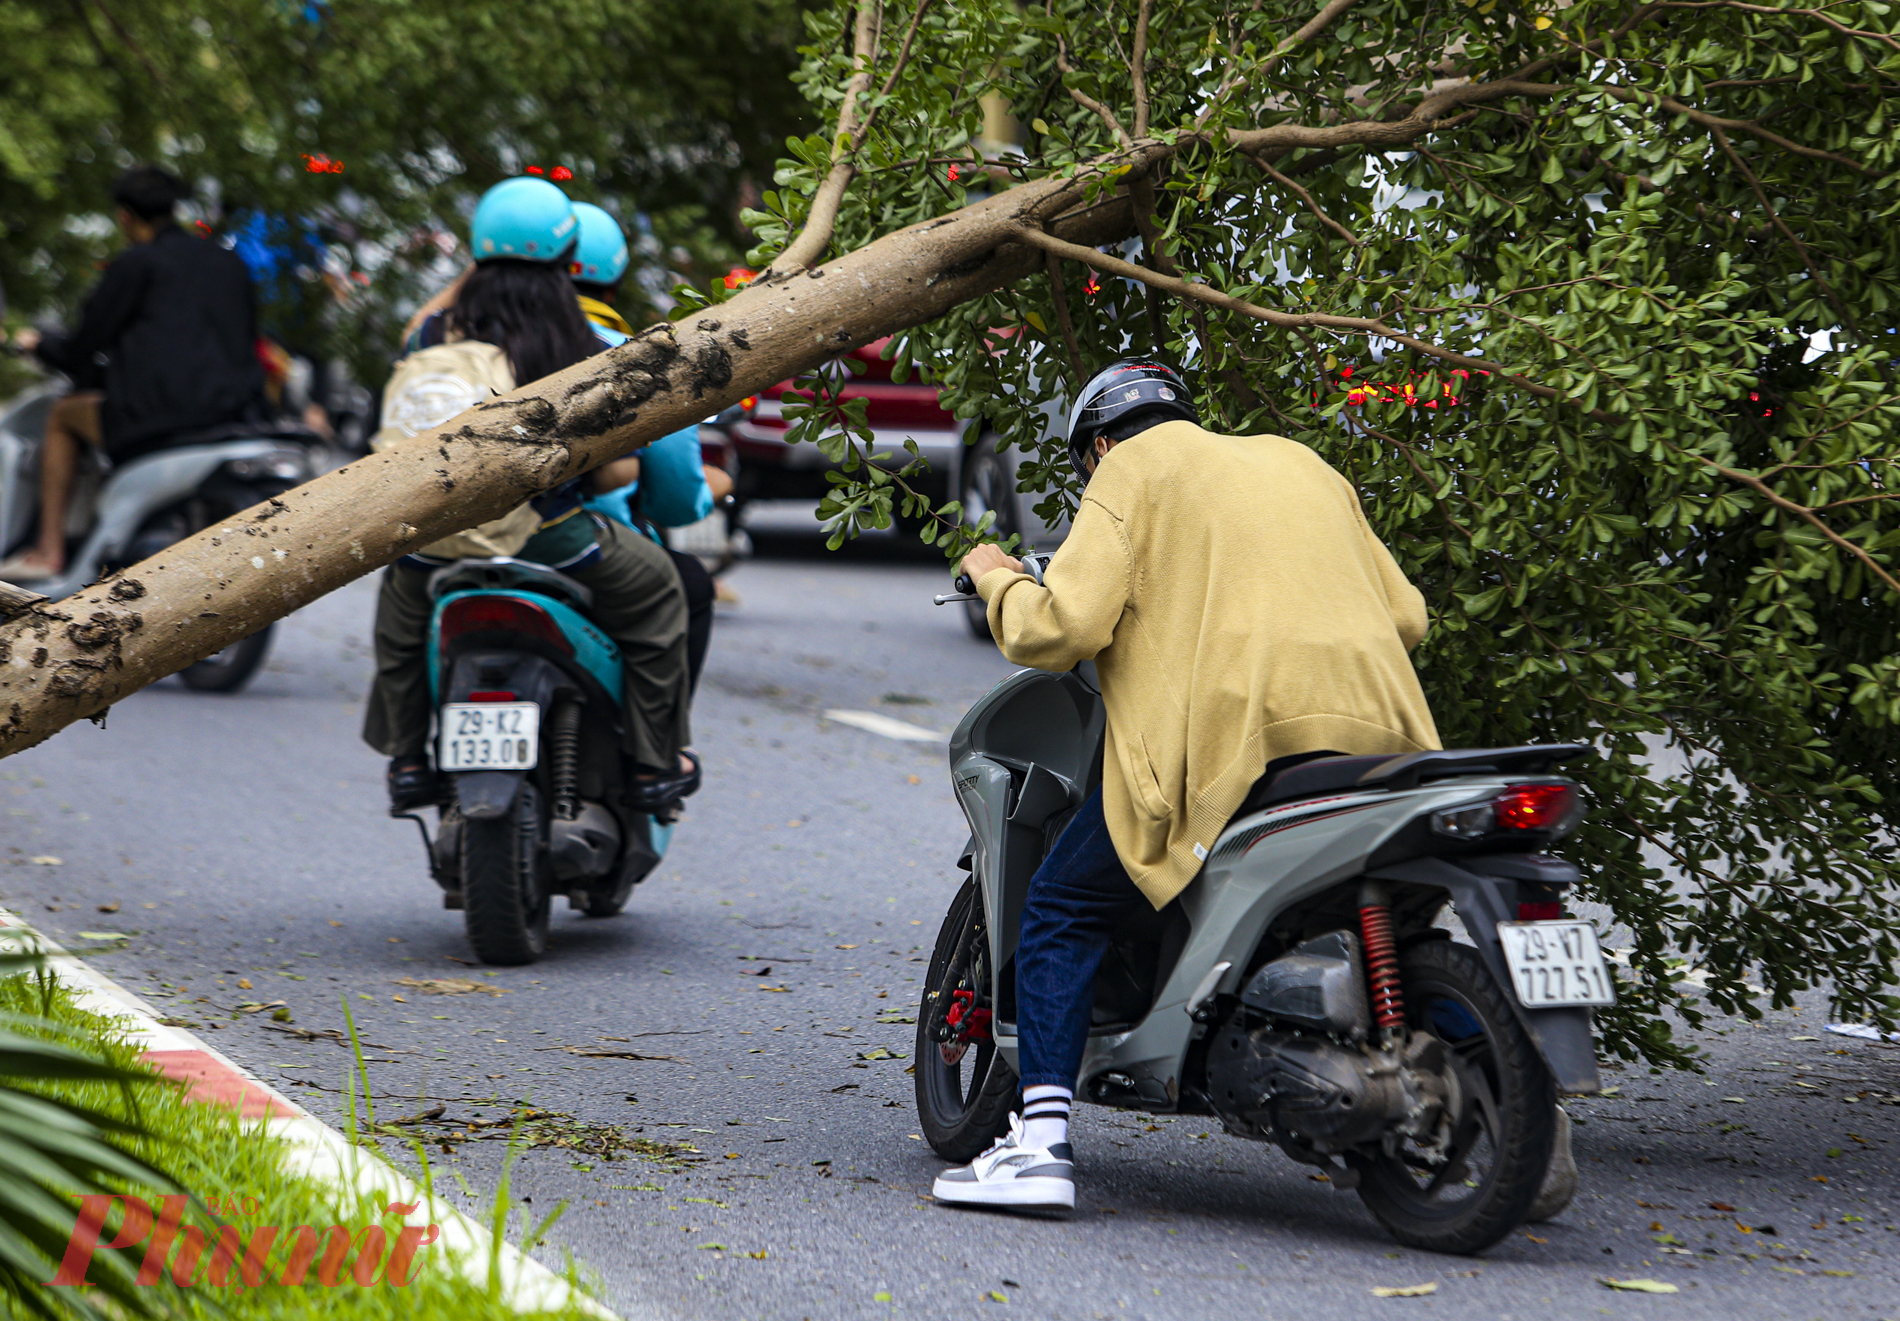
[535,1044,689,1063]
[260,1021,408,1052]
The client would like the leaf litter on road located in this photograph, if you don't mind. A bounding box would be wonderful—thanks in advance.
[394,976,510,996]
[1601,1278,1679,1293]
[370,1103,707,1165]
[1370,1282,1437,1297]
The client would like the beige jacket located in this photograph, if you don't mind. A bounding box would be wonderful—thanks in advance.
[371,341,541,559]
[976,421,1441,908]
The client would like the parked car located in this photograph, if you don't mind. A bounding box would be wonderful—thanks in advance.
[727,337,1067,583]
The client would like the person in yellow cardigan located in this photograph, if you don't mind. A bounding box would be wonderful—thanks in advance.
[931,360,1442,1215]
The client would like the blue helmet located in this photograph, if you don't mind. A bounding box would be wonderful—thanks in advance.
[470,177,578,263]
[570,202,630,285]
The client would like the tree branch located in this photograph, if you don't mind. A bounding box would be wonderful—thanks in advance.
[1130,0,1155,140]
[1591,82,1872,173]
[765,1,885,277]
[1057,39,1133,148]
[1703,460,1900,598]
[0,582,48,623]
[1042,249,1087,390]
[1217,72,1865,176]
[1656,1,1900,54]
[1008,219,1560,399]
[1017,217,1896,603]
[1708,125,1864,340]
[1125,171,1260,410]
[1226,80,1566,154]
[872,0,933,110]
[1196,0,1360,129]
[1245,150,1363,246]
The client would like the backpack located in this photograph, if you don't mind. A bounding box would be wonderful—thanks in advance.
[372,341,541,559]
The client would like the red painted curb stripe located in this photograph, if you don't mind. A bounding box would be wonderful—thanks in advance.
[141,1049,298,1120]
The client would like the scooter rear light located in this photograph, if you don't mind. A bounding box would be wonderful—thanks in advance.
[1430,802,1493,839]
[1430,782,1582,840]
[1494,783,1580,834]
[1517,901,1565,921]
[466,690,517,702]
[439,597,573,655]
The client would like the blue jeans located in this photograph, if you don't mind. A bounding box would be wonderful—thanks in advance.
[1014,788,1147,1090]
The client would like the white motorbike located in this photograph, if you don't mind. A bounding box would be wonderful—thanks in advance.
[919,553,1600,1253]
[0,384,322,691]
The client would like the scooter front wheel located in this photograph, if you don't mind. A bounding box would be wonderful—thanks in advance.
[177,625,273,693]
[461,781,551,965]
[914,878,1017,1162]
[1352,939,1556,1255]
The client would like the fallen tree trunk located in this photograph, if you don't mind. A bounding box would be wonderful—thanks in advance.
[0,161,1153,757]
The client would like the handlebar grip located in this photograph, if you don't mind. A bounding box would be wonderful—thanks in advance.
[954,574,975,595]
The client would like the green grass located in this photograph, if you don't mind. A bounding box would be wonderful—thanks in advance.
[0,971,606,1320]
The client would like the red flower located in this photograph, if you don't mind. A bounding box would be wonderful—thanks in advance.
[550,165,573,182]
[302,153,343,173]
[722,266,757,290]
[1083,273,1101,297]
[1347,390,1366,406]
[947,164,961,182]
[1339,366,1354,378]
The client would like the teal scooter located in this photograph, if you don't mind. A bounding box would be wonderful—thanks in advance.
[400,557,675,964]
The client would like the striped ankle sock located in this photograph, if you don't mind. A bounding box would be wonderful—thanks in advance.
[1020,1085,1073,1150]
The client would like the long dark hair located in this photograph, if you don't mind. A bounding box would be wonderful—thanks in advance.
[449,258,601,385]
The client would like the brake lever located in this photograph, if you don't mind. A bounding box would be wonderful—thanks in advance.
[933,573,979,606]
[935,550,1052,605]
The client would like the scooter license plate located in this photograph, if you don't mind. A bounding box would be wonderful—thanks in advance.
[439,703,540,771]
[1496,920,1616,1008]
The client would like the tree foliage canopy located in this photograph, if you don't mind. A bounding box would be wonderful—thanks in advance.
[0,0,813,382]
[752,0,1900,1063]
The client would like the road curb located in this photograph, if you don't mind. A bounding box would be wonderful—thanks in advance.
[0,907,614,1317]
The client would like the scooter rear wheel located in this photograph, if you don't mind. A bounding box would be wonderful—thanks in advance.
[461,782,551,965]
[1352,939,1556,1255]
[915,878,1017,1162]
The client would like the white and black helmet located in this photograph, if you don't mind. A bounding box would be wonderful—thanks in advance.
[1065,359,1198,481]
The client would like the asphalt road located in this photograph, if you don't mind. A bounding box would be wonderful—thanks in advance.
[5,521,1900,1321]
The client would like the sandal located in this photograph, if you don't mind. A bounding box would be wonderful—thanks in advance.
[628,749,701,813]
[387,757,440,815]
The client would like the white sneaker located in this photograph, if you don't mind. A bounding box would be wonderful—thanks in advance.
[932,1114,1075,1215]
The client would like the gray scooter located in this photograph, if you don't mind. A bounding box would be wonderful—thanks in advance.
[0,385,321,691]
[919,552,1603,1253]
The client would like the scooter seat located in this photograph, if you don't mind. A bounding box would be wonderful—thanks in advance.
[1241,753,1391,813]
[1238,743,1594,817]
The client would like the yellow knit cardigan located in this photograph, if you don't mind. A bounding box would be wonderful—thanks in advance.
[976,422,1442,909]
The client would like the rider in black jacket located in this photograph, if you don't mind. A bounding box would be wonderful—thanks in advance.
[3,166,265,580]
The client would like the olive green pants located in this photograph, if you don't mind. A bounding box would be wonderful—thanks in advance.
[361,518,691,770]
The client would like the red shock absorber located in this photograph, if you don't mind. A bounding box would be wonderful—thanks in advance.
[1358,901,1405,1033]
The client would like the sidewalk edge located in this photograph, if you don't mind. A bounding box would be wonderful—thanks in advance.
[0,908,617,1318]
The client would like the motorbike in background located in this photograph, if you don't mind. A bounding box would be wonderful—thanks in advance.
[0,384,323,692]
[395,557,675,965]
[919,554,1599,1253]
[666,403,750,575]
